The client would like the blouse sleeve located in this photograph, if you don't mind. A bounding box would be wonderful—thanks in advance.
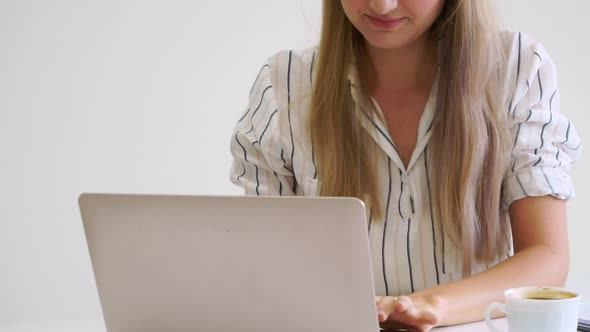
[502,34,582,209]
[229,60,296,196]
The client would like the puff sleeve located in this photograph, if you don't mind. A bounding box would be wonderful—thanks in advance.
[502,34,582,209]
[229,61,296,196]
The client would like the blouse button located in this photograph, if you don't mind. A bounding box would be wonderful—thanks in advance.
[401,173,408,183]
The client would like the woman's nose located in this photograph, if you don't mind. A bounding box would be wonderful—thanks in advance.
[369,0,399,15]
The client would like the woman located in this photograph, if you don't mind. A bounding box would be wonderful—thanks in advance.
[229,0,582,330]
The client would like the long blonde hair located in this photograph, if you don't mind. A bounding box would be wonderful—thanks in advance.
[310,0,511,273]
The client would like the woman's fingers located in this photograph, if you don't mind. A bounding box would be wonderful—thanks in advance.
[375,295,438,329]
[375,295,438,331]
[375,295,416,319]
[419,309,439,326]
[393,295,412,313]
[376,296,398,321]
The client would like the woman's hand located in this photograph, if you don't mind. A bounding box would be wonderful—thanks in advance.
[375,295,442,331]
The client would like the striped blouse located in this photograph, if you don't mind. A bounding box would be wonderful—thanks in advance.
[229,31,582,296]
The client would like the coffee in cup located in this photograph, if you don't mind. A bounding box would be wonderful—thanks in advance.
[485,287,580,332]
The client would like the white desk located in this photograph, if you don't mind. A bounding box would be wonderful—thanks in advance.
[0,319,504,332]
[4,303,585,331]
[0,321,106,332]
[436,318,505,331]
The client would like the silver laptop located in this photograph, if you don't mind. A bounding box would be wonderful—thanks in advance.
[79,193,379,332]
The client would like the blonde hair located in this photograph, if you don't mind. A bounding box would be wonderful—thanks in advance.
[310,0,511,274]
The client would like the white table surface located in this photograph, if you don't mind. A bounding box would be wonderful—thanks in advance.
[436,318,506,331]
[3,302,585,331]
[0,319,505,332]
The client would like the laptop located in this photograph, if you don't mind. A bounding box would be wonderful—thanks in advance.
[78,193,380,332]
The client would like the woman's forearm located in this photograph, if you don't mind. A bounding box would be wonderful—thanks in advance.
[413,244,569,327]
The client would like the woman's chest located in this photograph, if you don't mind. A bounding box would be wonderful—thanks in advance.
[374,92,430,168]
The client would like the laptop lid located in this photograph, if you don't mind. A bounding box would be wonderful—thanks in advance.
[79,193,379,332]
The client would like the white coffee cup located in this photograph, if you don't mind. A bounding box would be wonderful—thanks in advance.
[485,287,580,332]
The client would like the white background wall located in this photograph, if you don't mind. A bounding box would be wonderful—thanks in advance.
[1,0,588,325]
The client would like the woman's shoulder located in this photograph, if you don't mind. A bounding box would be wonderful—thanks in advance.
[261,45,318,89]
[500,30,554,70]
[251,45,318,117]
[499,30,558,100]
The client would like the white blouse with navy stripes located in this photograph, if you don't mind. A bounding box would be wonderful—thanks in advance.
[229,31,582,296]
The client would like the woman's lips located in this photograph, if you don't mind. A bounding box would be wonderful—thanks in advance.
[365,15,406,30]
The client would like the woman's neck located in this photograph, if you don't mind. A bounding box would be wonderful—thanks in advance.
[366,34,438,92]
